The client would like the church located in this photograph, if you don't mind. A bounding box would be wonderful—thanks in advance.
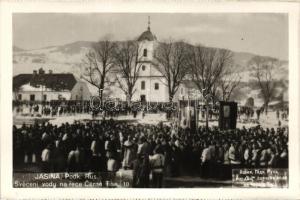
[104,18,197,103]
[132,20,170,102]
[106,18,171,103]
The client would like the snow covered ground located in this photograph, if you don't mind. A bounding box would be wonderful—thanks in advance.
[14,110,287,129]
[198,111,288,129]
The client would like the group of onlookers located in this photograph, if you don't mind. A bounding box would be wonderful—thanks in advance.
[13,118,288,188]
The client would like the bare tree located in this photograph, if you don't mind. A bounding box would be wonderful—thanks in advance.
[113,41,142,104]
[154,40,190,102]
[210,82,221,105]
[187,45,233,129]
[249,56,279,114]
[81,39,116,104]
[218,69,241,101]
[187,45,233,97]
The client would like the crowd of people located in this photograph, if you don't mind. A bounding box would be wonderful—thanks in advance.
[13,100,289,124]
[13,101,178,118]
[13,118,288,188]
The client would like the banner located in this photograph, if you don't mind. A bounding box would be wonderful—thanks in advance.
[219,101,238,130]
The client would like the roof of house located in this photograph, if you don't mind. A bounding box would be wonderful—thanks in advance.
[13,73,77,91]
[181,80,198,89]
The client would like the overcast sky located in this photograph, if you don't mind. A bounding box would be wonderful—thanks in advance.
[13,13,288,60]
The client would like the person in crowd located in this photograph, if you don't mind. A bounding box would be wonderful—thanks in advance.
[200,142,211,178]
[149,145,165,188]
[229,142,241,168]
[222,143,231,180]
[107,153,118,172]
[251,143,260,167]
[132,154,142,188]
[52,140,66,172]
[259,143,269,167]
[41,144,52,172]
[132,153,150,188]
[123,136,135,169]
[276,110,280,119]
[256,109,261,120]
[243,143,252,167]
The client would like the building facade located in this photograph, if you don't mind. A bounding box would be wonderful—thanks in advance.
[13,68,92,102]
[108,21,170,102]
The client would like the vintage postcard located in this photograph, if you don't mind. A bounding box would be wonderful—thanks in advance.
[1,1,300,199]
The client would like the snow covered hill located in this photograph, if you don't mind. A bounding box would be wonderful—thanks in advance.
[12,41,288,104]
[13,41,288,79]
[13,41,93,76]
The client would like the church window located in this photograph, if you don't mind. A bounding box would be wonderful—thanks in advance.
[142,65,146,71]
[154,83,159,90]
[141,81,145,90]
[143,49,147,57]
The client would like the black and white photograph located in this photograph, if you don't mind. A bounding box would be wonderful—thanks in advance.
[11,12,290,189]
[1,2,300,198]
[10,12,291,189]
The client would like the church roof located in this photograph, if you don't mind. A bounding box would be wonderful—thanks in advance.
[138,16,157,41]
[137,28,157,42]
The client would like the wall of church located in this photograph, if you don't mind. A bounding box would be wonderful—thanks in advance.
[100,38,171,102]
[138,63,151,77]
[132,77,168,102]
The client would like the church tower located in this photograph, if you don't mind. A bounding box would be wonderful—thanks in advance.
[137,16,157,62]
[133,16,168,102]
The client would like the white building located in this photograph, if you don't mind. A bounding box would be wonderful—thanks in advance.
[13,68,92,101]
[132,23,169,102]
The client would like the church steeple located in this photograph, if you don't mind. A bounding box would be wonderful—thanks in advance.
[137,16,157,41]
[147,16,151,31]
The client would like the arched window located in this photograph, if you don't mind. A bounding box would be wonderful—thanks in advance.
[154,83,159,90]
[141,81,145,90]
[143,49,147,57]
[142,65,146,71]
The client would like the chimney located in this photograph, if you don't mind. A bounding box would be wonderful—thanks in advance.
[49,70,53,74]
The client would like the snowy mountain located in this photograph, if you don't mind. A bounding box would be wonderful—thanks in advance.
[13,41,288,81]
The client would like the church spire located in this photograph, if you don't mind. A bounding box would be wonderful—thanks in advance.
[147,16,151,31]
